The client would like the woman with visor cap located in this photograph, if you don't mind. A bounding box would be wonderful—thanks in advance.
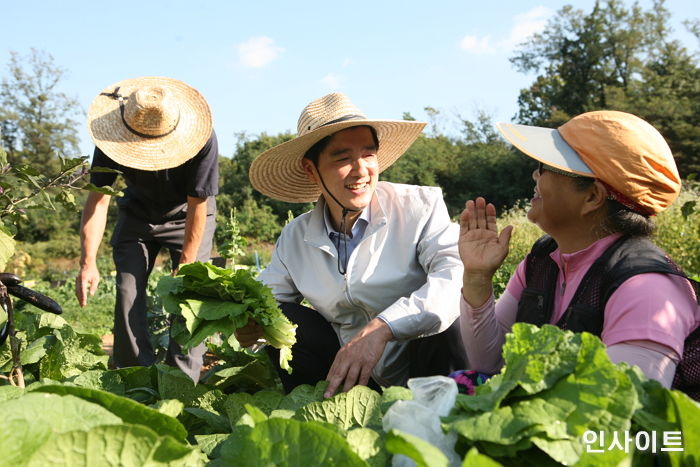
[457,111,699,397]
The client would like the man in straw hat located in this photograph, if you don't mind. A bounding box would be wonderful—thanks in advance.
[242,92,467,397]
[76,76,219,381]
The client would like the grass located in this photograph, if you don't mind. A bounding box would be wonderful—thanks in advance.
[20,276,116,337]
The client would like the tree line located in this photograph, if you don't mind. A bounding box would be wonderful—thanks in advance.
[2,0,698,253]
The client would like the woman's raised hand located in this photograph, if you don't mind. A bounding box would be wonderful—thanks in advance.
[459,197,513,306]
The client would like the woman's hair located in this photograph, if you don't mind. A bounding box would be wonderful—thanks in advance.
[572,178,656,237]
[303,125,379,166]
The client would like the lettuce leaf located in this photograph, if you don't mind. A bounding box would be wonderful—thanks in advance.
[156,262,297,372]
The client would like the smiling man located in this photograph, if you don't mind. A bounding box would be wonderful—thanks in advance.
[245,93,467,397]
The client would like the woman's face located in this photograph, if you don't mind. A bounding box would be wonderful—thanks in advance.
[527,163,594,234]
[303,126,379,214]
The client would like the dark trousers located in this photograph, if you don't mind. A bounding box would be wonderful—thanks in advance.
[111,210,216,381]
[266,302,468,392]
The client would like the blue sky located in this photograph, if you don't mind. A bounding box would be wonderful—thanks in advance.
[3,0,698,158]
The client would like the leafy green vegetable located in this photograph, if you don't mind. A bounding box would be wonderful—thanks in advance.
[216,417,367,466]
[385,429,451,467]
[445,323,700,466]
[157,262,297,372]
[31,384,188,442]
[26,424,206,467]
[380,385,413,414]
[346,427,389,467]
[0,392,124,466]
[294,385,382,430]
[1,392,122,434]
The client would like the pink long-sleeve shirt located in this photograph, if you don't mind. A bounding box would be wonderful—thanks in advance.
[460,234,699,386]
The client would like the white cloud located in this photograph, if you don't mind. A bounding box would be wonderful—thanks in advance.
[238,36,284,68]
[459,6,554,55]
[459,35,495,54]
[320,73,343,89]
[341,58,352,68]
[504,6,554,49]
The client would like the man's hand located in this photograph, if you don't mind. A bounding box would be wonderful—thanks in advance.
[235,319,264,347]
[324,318,393,398]
[76,192,110,308]
[75,263,100,307]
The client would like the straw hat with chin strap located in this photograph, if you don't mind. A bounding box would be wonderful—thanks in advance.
[249,92,426,203]
[87,76,212,171]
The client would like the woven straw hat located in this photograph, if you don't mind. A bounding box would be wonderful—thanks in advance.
[87,76,212,171]
[249,93,426,203]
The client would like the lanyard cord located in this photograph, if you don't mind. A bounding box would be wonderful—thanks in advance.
[315,170,360,275]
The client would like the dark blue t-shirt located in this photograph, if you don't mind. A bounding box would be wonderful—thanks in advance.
[90,131,219,222]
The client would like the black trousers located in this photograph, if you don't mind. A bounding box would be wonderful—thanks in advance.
[111,209,216,381]
[266,302,468,392]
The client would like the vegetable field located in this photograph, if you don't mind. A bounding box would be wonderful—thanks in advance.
[1,294,698,467]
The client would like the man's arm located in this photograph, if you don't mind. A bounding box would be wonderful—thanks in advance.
[75,192,111,307]
[378,188,464,339]
[177,196,209,269]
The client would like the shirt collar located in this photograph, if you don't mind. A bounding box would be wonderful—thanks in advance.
[323,203,371,238]
[550,233,624,272]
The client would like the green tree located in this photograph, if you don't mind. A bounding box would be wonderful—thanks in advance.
[510,0,700,175]
[0,49,81,171]
[217,131,313,232]
[383,113,534,216]
[0,49,86,244]
[0,144,93,270]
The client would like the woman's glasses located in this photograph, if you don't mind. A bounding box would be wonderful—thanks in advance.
[537,162,588,178]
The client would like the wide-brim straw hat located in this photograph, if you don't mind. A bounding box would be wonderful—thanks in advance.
[87,76,212,171]
[496,110,681,215]
[249,93,426,203]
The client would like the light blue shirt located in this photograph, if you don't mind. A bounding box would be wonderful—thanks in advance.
[323,204,370,269]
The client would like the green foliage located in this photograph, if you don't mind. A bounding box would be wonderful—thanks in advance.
[653,182,700,276]
[2,312,699,465]
[381,114,534,216]
[294,385,383,430]
[0,310,108,384]
[216,417,368,466]
[235,198,283,242]
[203,339,281,393]
[445,323,699,466]
[34,384,189,441]
[0,390,204,466]
[157,262,297,372]
[385,430,451,467]
[16,273,115,337]
[0,151,90,268]
[0,49,81,172]
[217,132,314,224]
[216,208,247,267]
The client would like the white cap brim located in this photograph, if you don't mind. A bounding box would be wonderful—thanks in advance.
[496,122,594,176]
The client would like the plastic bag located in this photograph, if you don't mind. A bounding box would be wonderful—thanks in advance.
[382,375,460,467]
